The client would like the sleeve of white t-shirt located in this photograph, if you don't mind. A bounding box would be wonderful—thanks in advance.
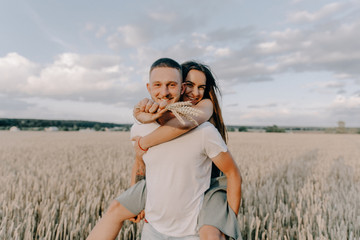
[130,122,141,146]
[129,121,160,145]
[203,124,228,158]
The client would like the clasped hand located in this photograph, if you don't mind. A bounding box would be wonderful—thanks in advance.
[133,98,168,123]
[129,210,145,223]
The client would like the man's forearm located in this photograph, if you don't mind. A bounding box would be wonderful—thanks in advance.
[130,159,146,186]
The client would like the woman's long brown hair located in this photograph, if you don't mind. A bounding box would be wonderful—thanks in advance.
[181,61,227,143]
[181,61,228,177]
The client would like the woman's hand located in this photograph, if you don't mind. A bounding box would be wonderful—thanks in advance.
[133,98,168,123]
[129,210,145,223]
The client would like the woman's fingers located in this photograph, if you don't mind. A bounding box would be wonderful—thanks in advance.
[129,210,145,223]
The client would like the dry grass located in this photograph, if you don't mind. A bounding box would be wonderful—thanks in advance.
[1,131,359,239]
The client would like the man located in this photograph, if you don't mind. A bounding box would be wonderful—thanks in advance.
[87,58,241,239]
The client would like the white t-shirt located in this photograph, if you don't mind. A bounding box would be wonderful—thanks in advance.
[130,121,227,237]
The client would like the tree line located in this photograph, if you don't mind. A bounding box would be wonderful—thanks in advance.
[0,118,131,131]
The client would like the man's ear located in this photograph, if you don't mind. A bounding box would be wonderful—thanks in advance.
[180,82,186,95]
[146,83,151,94]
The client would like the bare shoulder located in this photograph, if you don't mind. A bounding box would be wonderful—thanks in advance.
[195,99,212,107]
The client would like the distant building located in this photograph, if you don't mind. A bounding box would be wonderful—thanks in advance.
[45,126,59,132]
[79,128,95,132]
[9,126,20,132]
[105,126,128,131]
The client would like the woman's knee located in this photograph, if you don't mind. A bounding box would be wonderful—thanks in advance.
[106,200,134,221]
[199,225,226,240]
[107,200,121,212]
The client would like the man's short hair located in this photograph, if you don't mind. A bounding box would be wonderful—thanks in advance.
[150,58,182,78]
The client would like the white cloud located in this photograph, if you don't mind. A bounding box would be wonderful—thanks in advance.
[224,105,326,127]
[96,26,107,38]
[117,25,149,47]
[0,53,39,93]
[23,97,133,123]
[98,1,360,91]
[288,2,345,23]
[0,53,146,105]
[83,23,107,38]
[257,41,279,54]
[148,11,177,22]
[107,25,152,50]
[215,48,231,57]
[328,95,360,126]
[84,23,95,31]
[224,95,360,127]
[334,73,353,80]
[305,80,346,94]
[204,46,231,57]
[331,95,360,108]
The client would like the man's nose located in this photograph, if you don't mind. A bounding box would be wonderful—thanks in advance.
[160,86,169,96]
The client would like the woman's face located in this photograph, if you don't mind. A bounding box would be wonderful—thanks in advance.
[182,70,206,105]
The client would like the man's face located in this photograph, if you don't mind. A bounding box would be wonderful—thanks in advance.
[147,67,184,105]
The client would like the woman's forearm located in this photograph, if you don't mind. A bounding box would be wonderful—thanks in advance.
[140,99,213,149]
[212,151,242,215]
[226,169,242,215]
[140,124,189,149]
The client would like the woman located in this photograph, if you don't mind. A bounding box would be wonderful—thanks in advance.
[87,61,241,240]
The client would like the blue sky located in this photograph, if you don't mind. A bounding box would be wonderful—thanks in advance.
[1,0,359,127]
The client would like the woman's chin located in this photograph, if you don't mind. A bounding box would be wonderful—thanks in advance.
[183,98,198,105]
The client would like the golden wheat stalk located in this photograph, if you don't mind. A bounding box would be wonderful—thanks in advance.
[165,101,203,126]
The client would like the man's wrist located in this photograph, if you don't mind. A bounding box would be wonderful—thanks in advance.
[138,137,149,151]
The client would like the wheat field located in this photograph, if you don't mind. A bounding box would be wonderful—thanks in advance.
[1,131,359,239]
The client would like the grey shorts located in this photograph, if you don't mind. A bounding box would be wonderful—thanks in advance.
[116,179,147,215]
[115,176,241,240]
[197,176,242,240]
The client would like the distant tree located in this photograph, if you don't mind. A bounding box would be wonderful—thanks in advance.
[265,125,285,133]
[238,126,248,132]
[227,127,235,132]
[94,124,101,131]
[336,121,346,134]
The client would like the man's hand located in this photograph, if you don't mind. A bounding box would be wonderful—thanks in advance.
[133,98,168,123]
[129,210,145,223]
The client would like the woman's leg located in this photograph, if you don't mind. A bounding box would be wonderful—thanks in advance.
[198,177,240,240]
[199,225,226,240]
[86,200,136,240]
